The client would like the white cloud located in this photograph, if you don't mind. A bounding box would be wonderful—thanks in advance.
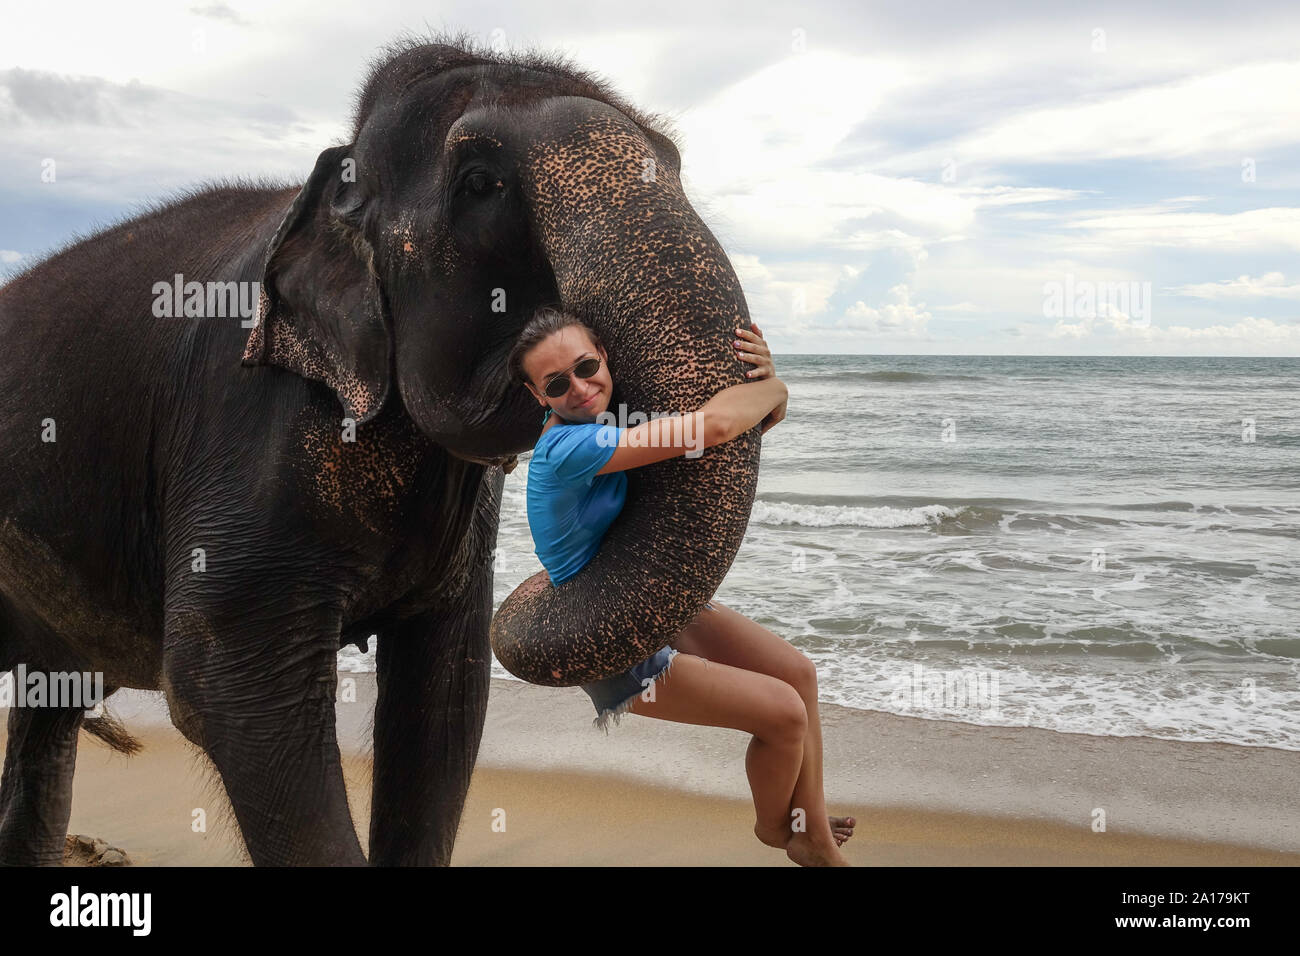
[1167,272,1300,300]
[676,49,908,190]
[0,68,340,203]
[1050,310,1149,339]
[957,186,1085,208]
[682,56,1088,256]
[951,61,1300,165]
[1051,313,1300,350]
[676,50,950,255]
[1061,207,1300,253]
[728,252,851,339]
[839,284,931,336]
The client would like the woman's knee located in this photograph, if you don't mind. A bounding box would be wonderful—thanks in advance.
[779,652,819,701]
[757,682,808,742]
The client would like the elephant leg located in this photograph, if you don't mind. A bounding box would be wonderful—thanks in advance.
[0,699,84,866]
[162,608,365,866]
[369,591,493,866]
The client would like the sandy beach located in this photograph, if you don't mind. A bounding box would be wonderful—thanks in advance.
[6,673,1297,866]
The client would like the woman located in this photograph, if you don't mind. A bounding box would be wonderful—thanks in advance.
[507,306,854,867]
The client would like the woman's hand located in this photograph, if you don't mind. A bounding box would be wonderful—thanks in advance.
[734,323,784,433]
[734,322,775,380]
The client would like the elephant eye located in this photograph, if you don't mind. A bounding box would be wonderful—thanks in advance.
[465,171,492,196]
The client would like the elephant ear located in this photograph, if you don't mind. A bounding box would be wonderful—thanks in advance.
[242,144,392,424]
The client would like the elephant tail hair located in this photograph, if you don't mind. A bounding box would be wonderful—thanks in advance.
[82,707,143,756]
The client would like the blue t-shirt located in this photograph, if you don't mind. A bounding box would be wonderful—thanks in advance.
[527,421,627,585]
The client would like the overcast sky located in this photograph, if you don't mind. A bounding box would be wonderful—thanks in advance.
[2,0,1297,355]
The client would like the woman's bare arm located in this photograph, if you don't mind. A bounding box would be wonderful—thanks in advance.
[595,377,787,475]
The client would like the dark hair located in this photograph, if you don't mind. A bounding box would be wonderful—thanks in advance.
[508,306,606,389]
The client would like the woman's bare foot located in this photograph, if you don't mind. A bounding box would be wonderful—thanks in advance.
[757,816,857,849]
[785,830,851,866]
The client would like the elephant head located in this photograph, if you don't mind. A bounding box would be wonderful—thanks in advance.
[244,38,760,685]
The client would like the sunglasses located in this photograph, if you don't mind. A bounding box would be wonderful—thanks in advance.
[542,356,602,398]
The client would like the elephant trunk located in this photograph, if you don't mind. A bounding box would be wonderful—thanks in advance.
[490,107,760,686]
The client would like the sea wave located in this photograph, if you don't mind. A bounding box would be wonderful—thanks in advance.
[750,499,965,528]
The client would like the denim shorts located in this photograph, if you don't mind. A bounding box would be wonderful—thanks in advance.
[581,601,716,733]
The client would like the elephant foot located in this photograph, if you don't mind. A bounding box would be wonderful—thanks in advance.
[63,833,132,866]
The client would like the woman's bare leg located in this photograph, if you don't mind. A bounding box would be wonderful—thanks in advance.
[670,602,851,866]
[623,652,808,844]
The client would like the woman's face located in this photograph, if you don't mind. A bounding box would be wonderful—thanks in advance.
[523,325,614,424]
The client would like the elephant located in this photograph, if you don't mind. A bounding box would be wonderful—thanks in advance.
[0,32,759,866]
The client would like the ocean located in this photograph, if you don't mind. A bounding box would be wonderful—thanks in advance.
[341,355,1300,752]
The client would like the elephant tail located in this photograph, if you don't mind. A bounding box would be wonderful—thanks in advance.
[82,707,143,756]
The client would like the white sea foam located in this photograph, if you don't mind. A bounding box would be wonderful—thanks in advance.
[750,500,964,528]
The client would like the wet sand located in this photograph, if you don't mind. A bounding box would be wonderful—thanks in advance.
[5,673,1297,865]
